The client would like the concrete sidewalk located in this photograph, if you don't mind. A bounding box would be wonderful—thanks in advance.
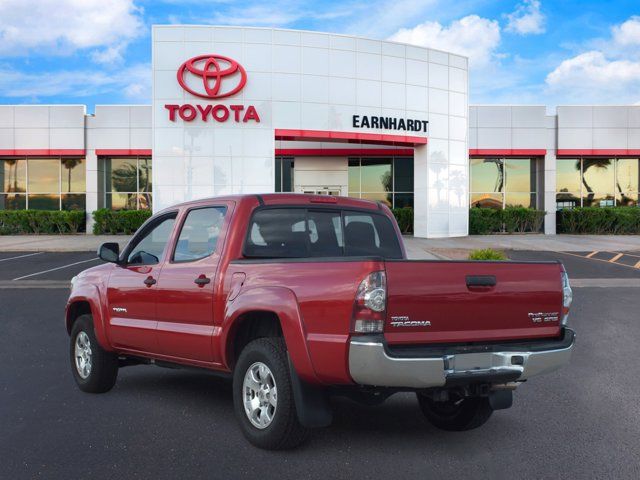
[404,234,640,260]
[0,233,637,256]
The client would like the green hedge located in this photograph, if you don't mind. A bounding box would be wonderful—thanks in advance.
[92,209,152,235]
[392,207,414,233]
[0,210,86,234]
[469,207,546,234]
[557,207,640,234]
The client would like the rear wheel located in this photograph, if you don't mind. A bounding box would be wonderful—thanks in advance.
[69,314,118,393]
[417,393,493,431]
[233,337,310,450]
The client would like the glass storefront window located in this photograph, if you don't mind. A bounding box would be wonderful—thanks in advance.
[470,158,504,193]
[1,159,26,193]
[61,158,86,193]
[505,159,536,193]
[616,158,639,193]
[582,158,614,198]
[0,193,26,209]
[0,157,85,211]
[348,158,413,208]
[27,194,60,210]
[556,159,582,193]
[361,159,392,193]
[27,159,59,193]
[470,157,537,209]
[505,193,536,208]
[470,193,503,209]
[556,157,639,209]
[103,157,153,210]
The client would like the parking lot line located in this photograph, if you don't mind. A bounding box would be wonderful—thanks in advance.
[609,253,624,262]
[12,258,100,281]
[585,251,599,258]
[0,252,44,263]
[552,250,640,271]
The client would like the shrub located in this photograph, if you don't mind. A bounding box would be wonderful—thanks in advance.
[0,210,86,234]
[92,209,152,235]
[469,207,546,234]
[557,207,640,234]
[468,248,507,260]
[469,208,502,234]
[392,207,414,233]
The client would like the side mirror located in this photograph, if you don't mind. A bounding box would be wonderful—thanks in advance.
[98,242,120,263]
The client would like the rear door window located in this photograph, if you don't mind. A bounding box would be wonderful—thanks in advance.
[343,211,402,258]
[244,208,402,259]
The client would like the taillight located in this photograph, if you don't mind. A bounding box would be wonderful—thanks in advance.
[352,271,386,334]
[561,269,572,325]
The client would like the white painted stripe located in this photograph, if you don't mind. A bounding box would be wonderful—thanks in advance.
[13,257,100,281]
[0,252,44,263]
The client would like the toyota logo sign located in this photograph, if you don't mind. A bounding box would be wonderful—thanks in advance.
[177,54,247,99]
[166,54,260,124]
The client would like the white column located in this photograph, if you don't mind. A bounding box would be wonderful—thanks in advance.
[85,150,98,235]
[413,144,429,238]
[544,150,557,234]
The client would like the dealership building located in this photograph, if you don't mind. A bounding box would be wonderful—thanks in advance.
[1,26,639,237]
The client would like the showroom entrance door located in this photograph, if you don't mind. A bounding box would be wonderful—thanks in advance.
[297,186,343,196]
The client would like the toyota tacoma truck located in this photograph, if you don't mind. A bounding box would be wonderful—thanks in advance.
[66,194,575,449]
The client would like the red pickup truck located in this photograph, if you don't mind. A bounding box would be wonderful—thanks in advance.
[66,194,575,449]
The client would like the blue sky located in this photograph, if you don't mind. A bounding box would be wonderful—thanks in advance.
[1,0,639,112]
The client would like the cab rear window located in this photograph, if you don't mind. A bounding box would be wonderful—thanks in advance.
[244,208,402,259]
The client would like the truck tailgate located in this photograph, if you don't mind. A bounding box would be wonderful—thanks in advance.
[384,260,564,345]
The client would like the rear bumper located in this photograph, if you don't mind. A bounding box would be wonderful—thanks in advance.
[348,328,575,389]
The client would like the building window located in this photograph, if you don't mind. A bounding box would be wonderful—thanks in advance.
[275,157,294,192]
[103,157,152,210]
[348,157,413,208]
[556,158,639,209]
[0,157,85,210]
[470,157,537,209]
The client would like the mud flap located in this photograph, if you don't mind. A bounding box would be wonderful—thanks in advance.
[288,356,333,428]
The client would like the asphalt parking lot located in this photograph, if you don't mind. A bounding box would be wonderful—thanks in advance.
[1,250,639,479]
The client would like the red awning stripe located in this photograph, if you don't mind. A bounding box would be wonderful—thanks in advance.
[95,149,152,156]
[0,149,85,156]
[274,129,427,147]
[469,149,547,156]
[556,149,640,156]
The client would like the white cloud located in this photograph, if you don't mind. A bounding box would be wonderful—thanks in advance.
[611,15,640,47]
[389,15,501,68]
[0,63,151,102]
[545,16,640,104]
[0,0,143,62]
[505,0,545,35]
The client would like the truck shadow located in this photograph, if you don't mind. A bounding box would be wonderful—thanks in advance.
[112,368,521,449]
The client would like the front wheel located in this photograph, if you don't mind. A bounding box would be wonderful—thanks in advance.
[417,393,493,431]
[233,337,310,450]
[69,314,118,393]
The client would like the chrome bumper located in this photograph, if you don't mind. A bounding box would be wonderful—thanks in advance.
[348,330,575,389]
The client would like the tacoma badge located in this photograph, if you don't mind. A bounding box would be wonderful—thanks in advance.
[390,316,431,327]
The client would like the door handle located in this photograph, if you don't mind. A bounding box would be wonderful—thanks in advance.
[144,276,156,287]
[194,275,211,286]
[466,275,496,288]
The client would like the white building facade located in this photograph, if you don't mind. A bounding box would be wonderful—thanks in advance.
[0,26,639,237]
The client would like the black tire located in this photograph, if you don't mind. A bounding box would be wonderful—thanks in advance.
[417,393,493,431]
[69,314,118,393]
[233,337,310,450]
